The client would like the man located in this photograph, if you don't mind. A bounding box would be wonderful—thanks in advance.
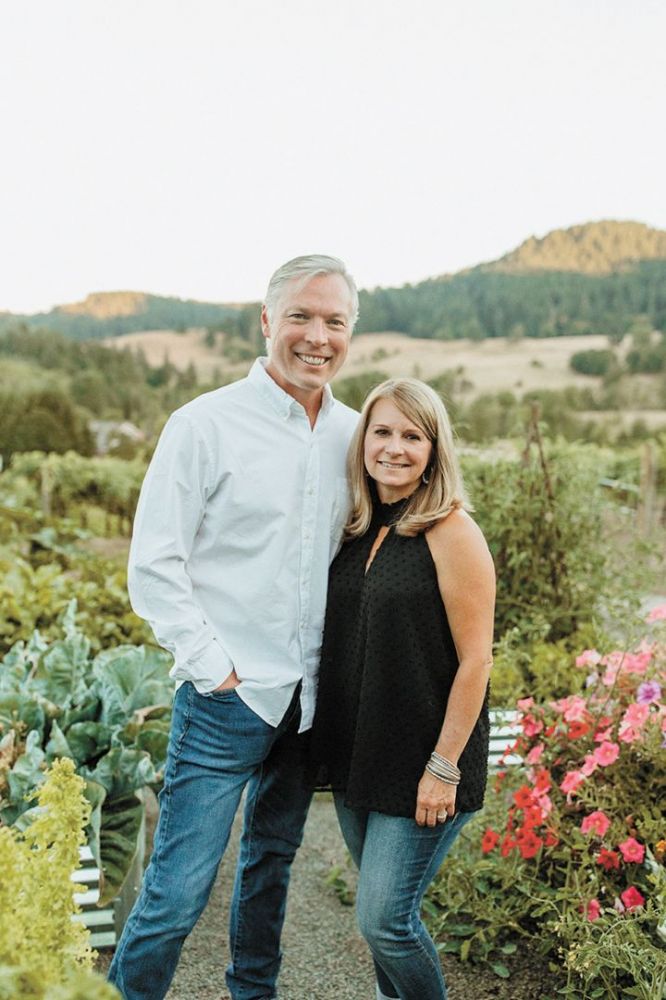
[108,256,359,1000]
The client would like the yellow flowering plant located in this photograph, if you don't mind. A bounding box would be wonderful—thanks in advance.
[0,757,120,999]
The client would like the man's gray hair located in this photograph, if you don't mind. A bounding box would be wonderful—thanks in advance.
[264,254,359,329]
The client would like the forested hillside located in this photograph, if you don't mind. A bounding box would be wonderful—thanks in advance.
[355,222,666,338]
[2,221,664,344]
[0,292,241,342]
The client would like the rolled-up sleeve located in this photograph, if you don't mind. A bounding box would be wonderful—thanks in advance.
[127,413,234,691]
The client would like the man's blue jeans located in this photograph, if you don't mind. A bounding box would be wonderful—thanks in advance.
[334,794,473,1000]
[108,681,312,1000]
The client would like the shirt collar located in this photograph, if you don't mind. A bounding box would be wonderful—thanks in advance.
[248,357,335,420]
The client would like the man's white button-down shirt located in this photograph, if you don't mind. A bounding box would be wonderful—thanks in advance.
[127,359,358,731]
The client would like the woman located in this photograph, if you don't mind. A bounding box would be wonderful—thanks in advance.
[311,378,495,1000]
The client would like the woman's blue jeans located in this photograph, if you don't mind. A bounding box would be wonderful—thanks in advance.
[334,794,472,1000]
[108,681,312,1000]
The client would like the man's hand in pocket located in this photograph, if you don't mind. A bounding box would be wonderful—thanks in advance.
[213,669,240,692]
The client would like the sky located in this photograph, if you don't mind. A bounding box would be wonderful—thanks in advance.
[1,0,665,313]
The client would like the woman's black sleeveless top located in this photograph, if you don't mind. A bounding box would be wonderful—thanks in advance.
[310,497,489,818]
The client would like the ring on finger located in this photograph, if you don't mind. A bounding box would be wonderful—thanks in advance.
[436,812,447,822]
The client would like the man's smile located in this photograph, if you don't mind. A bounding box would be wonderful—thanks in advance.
[295,353,330,367]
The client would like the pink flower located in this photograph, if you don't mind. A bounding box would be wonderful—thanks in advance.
[581,811,611,837]
[594,726,613,743]
[619,703,650,743]
[646,603,666,622]
[619,837,645,864]
[535,792,553,816]
[623,703,651,725]
[563,696,589,723]
[622,650,651,675]
[620,886,645,911]
[576,649,601,668]
[637,680,662,704]
[526,743,544,765]
[581,754,599,776]
[560,770,585,795]
[585,898,601,921]
[517,697,535,711]
[522,716,544,737]
[593,741,620,766]
[601,651,624,686]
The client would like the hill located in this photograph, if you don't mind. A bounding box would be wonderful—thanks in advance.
[484,220,666,274]
[1,220,665,342]
[355,221,666,339]
[0,292,241,342]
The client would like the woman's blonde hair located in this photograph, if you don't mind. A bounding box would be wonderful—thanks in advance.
[345,378,470,538]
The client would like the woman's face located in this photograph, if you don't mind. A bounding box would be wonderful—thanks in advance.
[364,397,433,502]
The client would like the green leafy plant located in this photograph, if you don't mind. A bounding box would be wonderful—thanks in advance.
[0,603,172,903]
[0,756,121,998]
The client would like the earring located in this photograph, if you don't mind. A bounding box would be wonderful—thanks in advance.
[422,467,431,485]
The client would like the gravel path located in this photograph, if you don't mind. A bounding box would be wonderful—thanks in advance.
[163,795,375,1000]
[106,795,557,1000]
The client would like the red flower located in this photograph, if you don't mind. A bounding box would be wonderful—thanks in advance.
[544,829,559,848]
[518,831,543,859]
[481,829,500,854]
[597,848,621,871]
[585,898,601,921]
[567,720,591,739]
[526,806,545,828]
[512,785,534,809]
[533,768,552,792]
[620,886,645,911]
[500,835,517,858]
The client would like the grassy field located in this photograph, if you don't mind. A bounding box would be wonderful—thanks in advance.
[103,328,666,431]
[105,329,618,394]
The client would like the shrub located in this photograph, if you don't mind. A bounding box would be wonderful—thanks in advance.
[0,757,120,998]
[570,349,618,377]
[427,613,666,999]
[462,438,645,644]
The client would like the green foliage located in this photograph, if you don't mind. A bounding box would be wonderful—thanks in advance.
[462,437,640,644]
[0,390,94,463]
[354,259,666,340]
[0,757,121,998]
[0,295,240,342]
[427,627,666,998]
[570,349,618,376]
[0,500,151,654]
[0,606,172,902]
[220,335,256,363]
[332,370,389,411]
[3,451,147,528]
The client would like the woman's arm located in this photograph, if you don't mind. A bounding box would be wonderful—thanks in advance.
[415,509,496,826]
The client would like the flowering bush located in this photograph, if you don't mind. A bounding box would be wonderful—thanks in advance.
[0,757,120,998]
[428,610,666,999]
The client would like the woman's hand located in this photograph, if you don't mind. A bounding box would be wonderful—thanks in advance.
[415,770,457,827]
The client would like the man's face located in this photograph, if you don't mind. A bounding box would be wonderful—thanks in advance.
[261,273,353,402]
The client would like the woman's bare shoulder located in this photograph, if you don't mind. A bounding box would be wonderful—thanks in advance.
[426,509,493,570]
